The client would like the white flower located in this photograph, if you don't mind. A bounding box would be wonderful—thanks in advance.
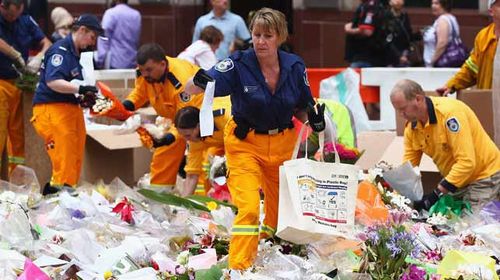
[387,191,411,210]
[426,212,448,225]
[176,250,189,265]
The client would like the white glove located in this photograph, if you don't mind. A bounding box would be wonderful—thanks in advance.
[8,47,25,69]
[26,54,43,74]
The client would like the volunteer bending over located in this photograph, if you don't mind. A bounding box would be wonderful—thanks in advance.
[32,14,103,195]
[390,79,500,211]
[122,43,204,190]
[174,96,230,197]
[184,8,325,271]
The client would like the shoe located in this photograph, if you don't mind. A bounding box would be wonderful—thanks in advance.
[42,183,61,196]
[42,183,76,196]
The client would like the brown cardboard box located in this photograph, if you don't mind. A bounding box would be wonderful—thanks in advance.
[82,129,152,186]
[356,131,396,170]
[456,90,495,142]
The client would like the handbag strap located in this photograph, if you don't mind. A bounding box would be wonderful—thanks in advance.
[443,15,461,42]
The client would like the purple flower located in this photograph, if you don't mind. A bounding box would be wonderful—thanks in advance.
[401,265,426,280]
[386,231,416,258]
[366,230,380,245]
[70,209,86,219]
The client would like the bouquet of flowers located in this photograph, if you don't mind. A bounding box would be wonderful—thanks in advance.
[90,82,134,121]
[359,216,420,280]
[321,142,362,164]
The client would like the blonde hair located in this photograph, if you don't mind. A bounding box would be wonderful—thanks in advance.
[249,8,288,45]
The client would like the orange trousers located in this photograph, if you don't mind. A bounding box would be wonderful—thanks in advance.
[0,80,24,172]
[224,119,296,270]
[31,103,85,187]
[149,136,187,189]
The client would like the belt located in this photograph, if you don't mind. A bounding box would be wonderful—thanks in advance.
[254,123,294,135]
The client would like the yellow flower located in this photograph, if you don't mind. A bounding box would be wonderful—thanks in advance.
[104,271,113,279]
[206,201,218,211]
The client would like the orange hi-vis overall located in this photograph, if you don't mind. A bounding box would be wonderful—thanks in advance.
[126,57,203,189]
[225,118,297,269]
[0,80,24,172]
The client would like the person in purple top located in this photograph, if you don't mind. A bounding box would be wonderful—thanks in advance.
[96,0,141,69]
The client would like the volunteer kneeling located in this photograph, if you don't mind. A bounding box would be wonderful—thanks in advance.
[174,96,230,197]
[32,14,103,195]
[184,8,325,270]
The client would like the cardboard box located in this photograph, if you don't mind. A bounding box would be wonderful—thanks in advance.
[82,129,152,186]
[356,131,441,194]
[456,90,495,143]
[356,131,396,171]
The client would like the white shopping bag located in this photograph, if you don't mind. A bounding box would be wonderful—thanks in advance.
[319,68,371,133]
[276,122,360,244]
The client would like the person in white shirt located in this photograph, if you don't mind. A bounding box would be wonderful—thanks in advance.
[178,25,223,70]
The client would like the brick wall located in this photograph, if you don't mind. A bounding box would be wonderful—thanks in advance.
[48,3,492,67]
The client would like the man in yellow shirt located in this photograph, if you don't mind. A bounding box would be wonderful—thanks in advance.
[174,96,230,196]
[123,43,204,190]
[391,79,500,210]
[437,0,500,94]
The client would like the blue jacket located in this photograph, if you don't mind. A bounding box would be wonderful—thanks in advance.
[207,49,314,131]
[0,14,45,79]
[33,34,82,105]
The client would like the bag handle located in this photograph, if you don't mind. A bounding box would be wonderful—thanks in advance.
[292,115,341,164]
[292,120,310,160]
[321,115,341,164]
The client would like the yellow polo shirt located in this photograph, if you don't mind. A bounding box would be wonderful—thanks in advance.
[403,96,500,191]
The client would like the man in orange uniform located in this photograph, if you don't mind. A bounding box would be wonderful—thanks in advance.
[123,43,204,190]
[437,0,500,94]
[174,96,230,196]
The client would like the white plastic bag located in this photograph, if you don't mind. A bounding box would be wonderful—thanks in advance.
[319,68,371,132]
[383,161,424,202]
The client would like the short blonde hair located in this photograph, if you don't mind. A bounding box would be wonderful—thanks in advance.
[249,8,288,45]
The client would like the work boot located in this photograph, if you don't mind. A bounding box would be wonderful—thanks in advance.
[42,183,75,196]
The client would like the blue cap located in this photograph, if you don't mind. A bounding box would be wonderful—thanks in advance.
[74,14,104,35]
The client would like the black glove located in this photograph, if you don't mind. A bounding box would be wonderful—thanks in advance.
[78,85,98,95]
[414,189,441,212]
[193,69,213,90]
[307,103,326,132]
[78,93,97,108]
[122,100,135,111]
[152,133,176,148]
